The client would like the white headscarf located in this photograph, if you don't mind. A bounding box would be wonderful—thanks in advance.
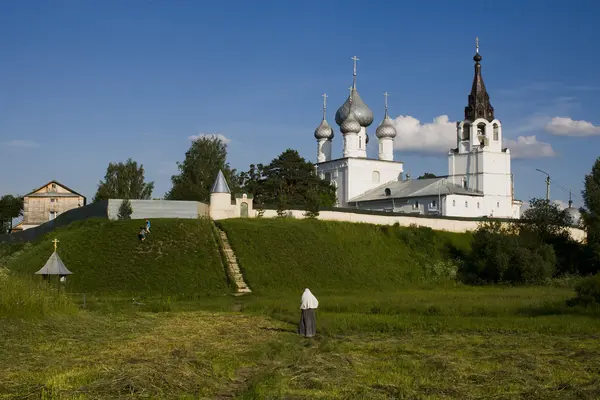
[300,288,319,310]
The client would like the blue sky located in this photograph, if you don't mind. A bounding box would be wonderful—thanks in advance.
[1,0,599,209]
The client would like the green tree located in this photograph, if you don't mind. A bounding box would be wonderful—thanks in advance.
[417,172,437,179]
[581,157,600,245]
[93,158,154,202]
[0,195,24,234]
[117,199,133,220]
[518,198,573,242]
[303,188,320,218]
[459,220,556,284]
[239,149,336,207]
[166,136,238,202]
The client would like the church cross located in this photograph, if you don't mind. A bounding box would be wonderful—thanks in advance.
[52,238,59,251]
[476,37,479,53]
[322,93,328,119]
[351,56,359,89]
[351,56,359,75]
[383,92,389,110]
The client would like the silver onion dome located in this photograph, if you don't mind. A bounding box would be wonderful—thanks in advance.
[340,111,361,134]
[376,116,397,139]
[314,118,334,140]
[335,89,374,127]
[566,206,581,226]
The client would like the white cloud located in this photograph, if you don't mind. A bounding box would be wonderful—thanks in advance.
[188,133,231,144]
[4,139,40,148]
[391,115,556,159]
[391,115,455,155]
[544,117,600,137]
[503,135,556,159]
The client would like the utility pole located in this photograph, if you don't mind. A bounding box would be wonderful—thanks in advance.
[535,169,550,200]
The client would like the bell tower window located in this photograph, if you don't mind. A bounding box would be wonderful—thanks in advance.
[493,124,499,141]
[462,124,470,140]
[477,123,486,136]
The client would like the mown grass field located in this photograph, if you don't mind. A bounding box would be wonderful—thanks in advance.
[1,218,600,399]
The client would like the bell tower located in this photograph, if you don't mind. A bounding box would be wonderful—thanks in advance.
[448,38,516,217]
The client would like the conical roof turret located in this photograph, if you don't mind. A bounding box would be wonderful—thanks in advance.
[211,170,231,193]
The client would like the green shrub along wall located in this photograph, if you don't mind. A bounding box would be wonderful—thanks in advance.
[217,218,472,294]
[1,218,229,295]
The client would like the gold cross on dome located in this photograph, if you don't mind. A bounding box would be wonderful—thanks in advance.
[52,238,59,251]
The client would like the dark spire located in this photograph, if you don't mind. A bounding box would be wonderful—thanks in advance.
[464,37,494,122]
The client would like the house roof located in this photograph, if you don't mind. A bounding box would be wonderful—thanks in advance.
[35,252,73,275]
[24,180,86,199]
[348,177,484,203]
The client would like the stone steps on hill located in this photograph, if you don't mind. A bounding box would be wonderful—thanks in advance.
[215,226,252,295]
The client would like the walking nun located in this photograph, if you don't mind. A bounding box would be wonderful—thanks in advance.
[298,288,319,337]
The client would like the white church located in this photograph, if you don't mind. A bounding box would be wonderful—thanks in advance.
[314,42,522,219]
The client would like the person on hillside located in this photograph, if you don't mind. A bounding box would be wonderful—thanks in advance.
[145,219,151,233]
[138,227,147,242]
[298,288,319,338]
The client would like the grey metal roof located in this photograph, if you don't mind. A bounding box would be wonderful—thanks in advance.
[35,252,73,275]
[348,177,484,203]
[211,170,231,193]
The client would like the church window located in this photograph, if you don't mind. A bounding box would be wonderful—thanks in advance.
[493,124,499,141]
[431,200,437,208]
[372,171,380,183]
[384,188,391,196]
[477,202,480,209]
[50,198,56,203]
[414,200,420,209]
[496,201,500,208]
[462,124,470,140]
[325,172,332,183]
[452,200,456,207]
[465,201,468,207]
[51,183,56,189]
[359,138,362,149]
[462,179,467,189]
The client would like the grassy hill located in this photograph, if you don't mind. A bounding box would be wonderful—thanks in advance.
[0,218,229,295]
[217,218,472,294]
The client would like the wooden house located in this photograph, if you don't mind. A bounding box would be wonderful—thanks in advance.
[15,180,86,231]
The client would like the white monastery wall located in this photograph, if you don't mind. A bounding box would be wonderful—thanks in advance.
[107,199,206,220]
[257,208,586,243]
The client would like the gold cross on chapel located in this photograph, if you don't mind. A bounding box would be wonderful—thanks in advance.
[52,238,59,251]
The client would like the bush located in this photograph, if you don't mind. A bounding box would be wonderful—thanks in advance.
[459,221,556,285]
[117,199,133,220]
[571,274,600,306]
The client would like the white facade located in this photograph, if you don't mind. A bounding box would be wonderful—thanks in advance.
[378,137,394,161]
[447,118,521,218]
[317,158,404,207]
[316,138,332,163]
